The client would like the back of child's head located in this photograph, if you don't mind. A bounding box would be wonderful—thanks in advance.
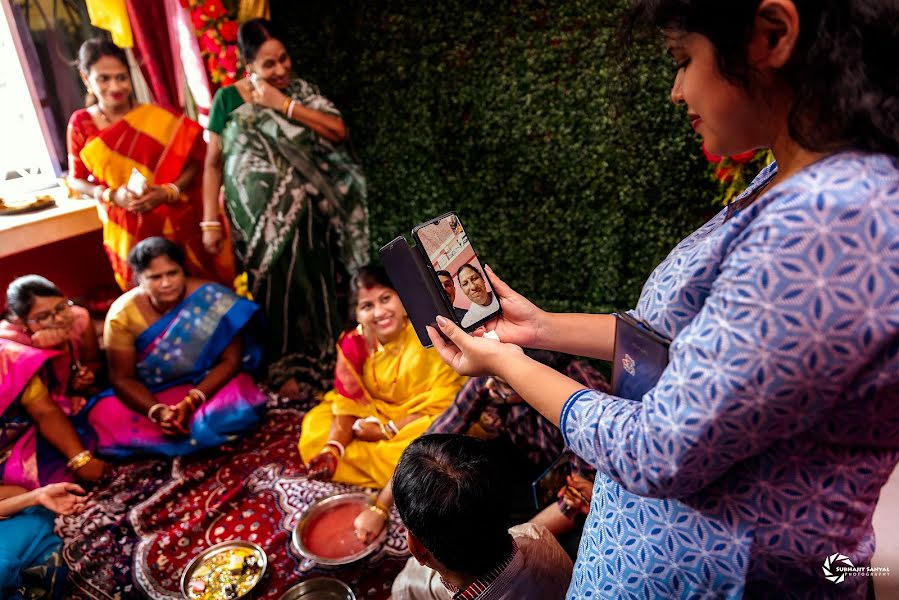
[393,434,513,574]
[628,0,899,156]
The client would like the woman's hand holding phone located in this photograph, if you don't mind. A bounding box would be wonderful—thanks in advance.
[427,314,523,378]
[471,266,545,347]
[250,77,287,111]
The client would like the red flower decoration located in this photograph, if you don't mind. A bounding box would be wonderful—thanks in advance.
[220,74,237,87]
[207,54,220,74]
[201,0,227,21]
[219,45,239,74]
[190,7,206,31]
[199,30,222,56]
[220,20,238,43]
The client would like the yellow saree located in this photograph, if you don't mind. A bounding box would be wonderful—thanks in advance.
[298,323,466,488]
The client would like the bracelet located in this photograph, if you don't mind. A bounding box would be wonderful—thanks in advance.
[164,182,182,203]
[199,220,223,231]
[368,504,388,520]
[281,97,291,114]
[287,99,296,116]
[386,420,400,437]
[324,439,346,458]
[66,450,93,471]
[93,185,108,201]
[147,403,167,423]
[188,388,207,404]
[182,395,198,411]
[379,422,394,440]
[101,187,114,204]
[373,498,390,514]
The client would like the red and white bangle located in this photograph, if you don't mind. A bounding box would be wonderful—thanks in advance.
[323,439,346,458]
[93,185,108,201]
[199,220,222,231]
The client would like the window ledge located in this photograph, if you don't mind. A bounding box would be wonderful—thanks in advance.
[0,187,102,259]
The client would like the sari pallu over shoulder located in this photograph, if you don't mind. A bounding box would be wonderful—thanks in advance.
[84,283,267,458]
[220,78,369,290]
[79,103,236,290]
[0,339,92,490]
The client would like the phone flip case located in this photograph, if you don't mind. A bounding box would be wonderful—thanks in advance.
[379,236,455,348]
[611,312,671,401]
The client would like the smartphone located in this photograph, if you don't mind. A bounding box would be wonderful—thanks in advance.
[412,212,501,332]
[249,72,261,90]
[380,236,455,348]
[532,452,572,510]
[127,168,148,196]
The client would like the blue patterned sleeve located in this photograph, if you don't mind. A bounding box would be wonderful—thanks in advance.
[561,184,899,498]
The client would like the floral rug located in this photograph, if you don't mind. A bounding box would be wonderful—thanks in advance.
[58,400,409,599]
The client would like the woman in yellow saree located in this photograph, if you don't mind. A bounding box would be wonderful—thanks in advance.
[298,266,466,489]
[65,38,234,290]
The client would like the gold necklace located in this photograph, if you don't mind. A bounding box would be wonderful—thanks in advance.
[370,328,407,394]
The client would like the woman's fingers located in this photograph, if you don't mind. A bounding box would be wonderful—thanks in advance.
[64,482,87,496]
[484,265,515,299]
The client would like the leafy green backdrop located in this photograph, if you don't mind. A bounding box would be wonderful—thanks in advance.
[271,0,719,312]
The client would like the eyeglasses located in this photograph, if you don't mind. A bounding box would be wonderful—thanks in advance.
[26,299,74,327]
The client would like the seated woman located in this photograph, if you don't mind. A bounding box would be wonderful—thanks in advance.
[66,37,234,290]
[84,237,267,457]
[2,275,102,413]
[298,266,467,489]
[0,481,86,598]
[0,338,106,489]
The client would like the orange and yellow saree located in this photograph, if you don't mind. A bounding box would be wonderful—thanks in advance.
[68,104,235,289]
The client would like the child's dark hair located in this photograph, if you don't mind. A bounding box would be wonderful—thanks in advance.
[628,0,899,156]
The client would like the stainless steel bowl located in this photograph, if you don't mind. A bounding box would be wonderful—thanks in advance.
[180,540,267,599]
[278,577,356,600]
[291,492,387,568]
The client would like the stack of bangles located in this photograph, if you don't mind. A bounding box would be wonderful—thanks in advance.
[200,220,222,233]
[183,388,206,411]
[281,97,297,116]
[94,185,112,203]
[66,450,93,472]
[369,498,389,520]
[162,182,183,203]
[321,439,345,460]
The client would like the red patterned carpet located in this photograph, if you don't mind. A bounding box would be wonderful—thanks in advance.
[58,401,410,599]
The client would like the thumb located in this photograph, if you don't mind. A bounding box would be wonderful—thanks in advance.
[435,315,470,348]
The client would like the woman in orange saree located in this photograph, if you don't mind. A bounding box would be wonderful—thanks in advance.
[66,38,235,290]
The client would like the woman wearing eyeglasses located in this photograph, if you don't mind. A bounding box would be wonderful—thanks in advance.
[0,276,108,488]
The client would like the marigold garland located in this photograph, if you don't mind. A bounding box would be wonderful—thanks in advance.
[180,0,241,88]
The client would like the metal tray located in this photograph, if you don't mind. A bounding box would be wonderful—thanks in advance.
[291,492,387,569]
[180,540,268,599]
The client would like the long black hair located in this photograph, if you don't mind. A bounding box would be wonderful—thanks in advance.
[237,19,284,63]
[627,0,899,156]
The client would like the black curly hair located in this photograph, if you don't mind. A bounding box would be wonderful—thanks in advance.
[627,0,899,156]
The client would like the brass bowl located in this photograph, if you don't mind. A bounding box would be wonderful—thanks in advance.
[291,492,387,568]
[180,540,267,599]
[279,577,356,600]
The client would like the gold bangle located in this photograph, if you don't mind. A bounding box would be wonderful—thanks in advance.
[101,187,113,204]
[66,450,92,471]
[373,498,389,514]
[281,97,291,114]
[369,504,388,520]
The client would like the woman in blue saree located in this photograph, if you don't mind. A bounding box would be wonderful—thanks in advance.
[84,237,266,457]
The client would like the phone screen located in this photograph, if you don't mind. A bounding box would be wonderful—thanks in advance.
[413,212,501,332]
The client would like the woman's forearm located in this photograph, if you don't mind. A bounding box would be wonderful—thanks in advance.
[535,312,617,361]
[495,352,586,427]
[326,415,355,448]
[286,104,347,143]
[110,376,158,416]
[67,176,104,200]
[175,160,199,192]
[31,407,87,461]
[202,153,224,221]
[195,339,241,400]
[0,488,36,517]
[376,481,394,509]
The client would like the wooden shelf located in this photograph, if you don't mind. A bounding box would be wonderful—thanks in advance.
[0,188,102,259]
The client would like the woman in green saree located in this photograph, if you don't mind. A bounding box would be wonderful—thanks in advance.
[202,19,368,396]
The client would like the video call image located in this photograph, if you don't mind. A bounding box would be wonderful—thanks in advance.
[416,215,500,329]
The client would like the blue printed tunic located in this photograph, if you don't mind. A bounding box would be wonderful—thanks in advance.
[561,152,899,599]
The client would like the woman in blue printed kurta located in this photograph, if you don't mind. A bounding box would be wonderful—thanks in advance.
[425,1,899,599]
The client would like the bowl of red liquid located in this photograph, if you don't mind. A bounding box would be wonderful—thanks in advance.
[292,493,388,568]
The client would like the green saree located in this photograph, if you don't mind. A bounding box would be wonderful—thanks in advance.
[220,78,368,388]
